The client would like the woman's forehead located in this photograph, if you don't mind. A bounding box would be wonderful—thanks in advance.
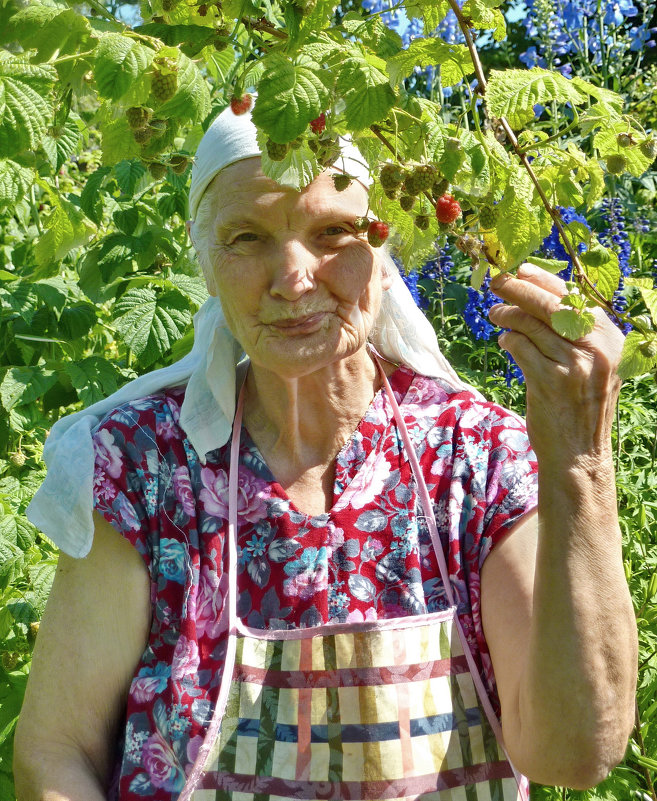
[208,157,369,220]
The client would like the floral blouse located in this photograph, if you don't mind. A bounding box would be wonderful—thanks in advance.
[92,366,538,800]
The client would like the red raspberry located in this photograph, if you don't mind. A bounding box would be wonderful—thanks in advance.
[435,193,461,224]
[367,221,389,248]
[230,94,252,115]
[309,113,326,134]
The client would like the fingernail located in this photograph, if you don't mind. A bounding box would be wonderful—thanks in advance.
[518,263,538,277]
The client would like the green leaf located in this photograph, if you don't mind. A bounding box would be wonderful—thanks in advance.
[0,160,33,209]
[0,367,58,411]
[99,117,141,166]
[64,357,120,406]
[582,252,620,301]
[57,302,97,341]
[387,39,473,88]
[617,331,657,380]
[0,534,23,579]
[550,308,596,340]
[0,56,56,158]
[94,33,152,101]
[335,53,396,131]
[486,68,589,130]
[526,256,570,274]
[114,159,147,196]
[134,22,217,57]
[27,561,57,614]
[41,115,82,172]
[0,514,36,551]
[494,170,549,267]
[34,192,96,274]
[9,5,94,63]
[625,277,657,325]
[593,120,654,177]
[252,55,330,143]
[154,51,211,124]
[79,165,111,224]
[113,288,192,367]
[339,13,403,59]
[405,0,451,32]
[166,274,209,308]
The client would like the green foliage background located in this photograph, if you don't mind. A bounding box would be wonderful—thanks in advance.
[0,0,655,798]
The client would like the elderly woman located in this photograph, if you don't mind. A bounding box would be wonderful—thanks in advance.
[15,105,636,801]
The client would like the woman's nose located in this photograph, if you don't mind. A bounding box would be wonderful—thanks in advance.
[269,239,318,300]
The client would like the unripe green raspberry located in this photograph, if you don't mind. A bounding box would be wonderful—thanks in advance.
[169,155,189,175]
[266,138,288,161]
[379,163,405,190]
[133,127,153,144]
[414,214,431,230]
[616,132,633,148]
[605,154,627,175]
[479,205,498,229]
[640,138,657,162]
[126,106,152,131]
[332,174,352,192]
[149,162,168,179]
[354,216,370,232]
[412,164,436,191]
[383,186,400,200]
[151,69,178,104]
[431,177,449,198]
[9,451,26,468]
[399,194,415,212]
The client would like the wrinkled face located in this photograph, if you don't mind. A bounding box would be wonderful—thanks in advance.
[199,158,392,378]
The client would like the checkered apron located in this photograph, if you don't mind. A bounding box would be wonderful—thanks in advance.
[179,367,529,801]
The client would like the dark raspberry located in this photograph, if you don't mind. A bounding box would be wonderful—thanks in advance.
[379,163,405,190]
[290,137,304,150]
[367,221,389,248]
[266,138,288,161]
[308,138,319,153]
[151,69,178,104]
[435,193,461,224]
[169,155,189,174]
[149,162,168,179]
[198,2,208,13]
[605,154,626,175]
[414,214,431,231]
[399,194,415,212]
[640,138,657,162]
[214,39,228,51]
[230,94,252,115]
[309,113,326,134]
[479,205,498,229]
[354,216,370,232]
[332,174,352,192]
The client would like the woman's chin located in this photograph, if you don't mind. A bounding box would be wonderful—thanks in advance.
[249,334,368,379]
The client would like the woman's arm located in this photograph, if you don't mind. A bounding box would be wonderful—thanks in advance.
[480,265,637,790]
[14,513,151,801]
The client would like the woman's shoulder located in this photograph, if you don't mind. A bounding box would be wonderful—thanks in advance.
[95,385,187,434]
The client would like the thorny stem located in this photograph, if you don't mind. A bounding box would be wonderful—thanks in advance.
[241,17,288,40]
[445,0,627,325]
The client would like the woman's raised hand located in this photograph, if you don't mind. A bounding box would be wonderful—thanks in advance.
[488,263,624,464]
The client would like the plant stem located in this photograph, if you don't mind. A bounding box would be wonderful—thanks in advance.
[634,700,657,801]
[29,186,43,235]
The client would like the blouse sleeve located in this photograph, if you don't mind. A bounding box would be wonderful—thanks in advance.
[91,399,162,576]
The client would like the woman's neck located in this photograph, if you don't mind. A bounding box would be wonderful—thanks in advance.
[242,347,391,484]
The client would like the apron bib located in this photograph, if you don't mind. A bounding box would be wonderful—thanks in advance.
[179,365,529,801]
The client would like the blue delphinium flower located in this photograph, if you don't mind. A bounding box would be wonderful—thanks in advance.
[401,268,422,306]
[463,275,501,341]
[599,198,633,333]
[542,206,591,281]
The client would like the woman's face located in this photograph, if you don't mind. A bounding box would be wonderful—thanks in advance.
[200,158,392,379]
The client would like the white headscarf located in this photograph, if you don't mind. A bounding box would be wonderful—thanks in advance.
[26,103,479,558]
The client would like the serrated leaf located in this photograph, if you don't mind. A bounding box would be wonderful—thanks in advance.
[526,256,569,274]
[65,357,120,405]
[0,514,36,550]
[9,6,94,63]
[154,51,211,124]
[94,33,152,101]
[0,57,56,158]
[582,254,620,301]
[550,308,596,340]
[58,302,97,341]
[34,193,96,273]
[27,561,57,613]
[114,159,147,196]
[0,160,33,209]
[617,331,657,380]
[336,52,396,130]
[99,117,141,166]
[0,367,58,411]
[494,172,548,267]
[387,39,473,89]
[340,13,403,59]
[625,278,657,326]
[0,534,23,578]
[167,274,209,308]
[252,55,330,143]
[593,120,654,177]
[80,165,111,223]
[486,68,589,130]
[135,22,217,57]
[405,0,451,31]
[113,287,192,367]
[41,115,82,172]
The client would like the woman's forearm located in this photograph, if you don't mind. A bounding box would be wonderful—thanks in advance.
[516,452,637,787]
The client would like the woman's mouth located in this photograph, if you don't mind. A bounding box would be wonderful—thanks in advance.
[269,312,327,334]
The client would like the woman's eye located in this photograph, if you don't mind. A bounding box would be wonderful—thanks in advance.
[233,232,259,243]
[324,225,350,236]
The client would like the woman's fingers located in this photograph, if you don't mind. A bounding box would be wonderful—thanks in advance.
[488,303,572,364]
[490,266,566,328]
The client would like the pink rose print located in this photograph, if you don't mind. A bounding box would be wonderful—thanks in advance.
[346,456,390,510]
[200,465,267,522]
[173,466,195,516]
[93,428,123,480]
[346,607,377,623]
[196,565,226,639]
[171,634,199,681]
[142,731,185,791]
